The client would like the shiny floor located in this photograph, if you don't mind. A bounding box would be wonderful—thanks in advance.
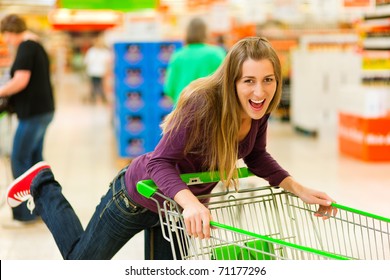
[0,72,389,260]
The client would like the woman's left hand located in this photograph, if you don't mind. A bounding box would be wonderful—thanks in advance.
[279,177,337,220]
[297,187,338,220]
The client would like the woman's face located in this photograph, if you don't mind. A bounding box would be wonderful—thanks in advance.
[236,58,277,120]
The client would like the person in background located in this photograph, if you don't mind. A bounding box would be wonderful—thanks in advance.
[84,36,111,104]
[0,14,55,226]
[216,34,228,54]
[164,17,226,105]
[5,37,336,259]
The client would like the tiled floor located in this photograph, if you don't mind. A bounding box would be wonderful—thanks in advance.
[0,72,389,260]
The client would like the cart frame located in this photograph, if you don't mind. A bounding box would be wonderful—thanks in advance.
[137,167,390,260]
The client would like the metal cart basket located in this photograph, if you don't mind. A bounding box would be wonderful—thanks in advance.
[137,167,390,260]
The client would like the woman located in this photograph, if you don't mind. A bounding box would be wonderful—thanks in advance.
[6,37,336,259]
[0,14,55,225]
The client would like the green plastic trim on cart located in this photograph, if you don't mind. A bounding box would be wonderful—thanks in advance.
[136,167,254,198]
[211,239,276,260]
[137,167,390,227]
[210,221,349,260]
[331,202,390,223]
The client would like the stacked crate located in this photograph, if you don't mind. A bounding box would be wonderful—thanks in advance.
[113,41,182,158]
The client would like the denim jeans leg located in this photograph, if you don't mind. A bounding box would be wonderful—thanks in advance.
[67,169,160,259]
[31,169,84,259]
[11,112,53,221]
[145,226,179,260]
[31,167,159,259]
[90,77,100,102]
[145,222,186,260]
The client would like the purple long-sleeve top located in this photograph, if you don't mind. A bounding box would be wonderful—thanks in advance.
[125,114,290,213]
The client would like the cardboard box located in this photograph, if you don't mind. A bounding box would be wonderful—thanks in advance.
[338,112,390,161]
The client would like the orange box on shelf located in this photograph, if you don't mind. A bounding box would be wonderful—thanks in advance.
[338,112,390,161]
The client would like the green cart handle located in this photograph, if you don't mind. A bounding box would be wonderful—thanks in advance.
[137,167,254,198]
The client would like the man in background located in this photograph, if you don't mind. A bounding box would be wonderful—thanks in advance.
[164,17,226,105]
[0,14,55,226]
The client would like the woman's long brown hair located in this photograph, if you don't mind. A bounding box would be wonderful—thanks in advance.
[161,37,282,189]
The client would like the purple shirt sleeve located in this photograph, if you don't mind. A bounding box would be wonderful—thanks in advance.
[146,125,191,200]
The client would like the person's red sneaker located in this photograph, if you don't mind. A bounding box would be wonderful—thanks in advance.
[6,162,50,208]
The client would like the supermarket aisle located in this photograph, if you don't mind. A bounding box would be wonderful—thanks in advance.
[0,71,390,260]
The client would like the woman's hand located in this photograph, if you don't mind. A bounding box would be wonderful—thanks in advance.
[279,177,337,220]
[297,186,338,220]
[174,189,212,239]
[182,202,211,239]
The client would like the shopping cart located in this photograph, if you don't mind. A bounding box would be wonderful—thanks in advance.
[137,167,390,260]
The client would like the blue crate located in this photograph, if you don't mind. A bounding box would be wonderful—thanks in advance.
[114,66,152,89]
[115,118,163,158]
[117,134,148,158]
[113,42,152,67]
[116,127,159,158]
[151,41,183,65]
[148,65,167,88]
[115,89,146,113]
[151,110,171,145]
[113,41,183,158]
[115,111,154,136]
[155,92,174,113]
[115,87,161,112]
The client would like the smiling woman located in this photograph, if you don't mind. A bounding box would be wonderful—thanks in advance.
[4,37,336,260]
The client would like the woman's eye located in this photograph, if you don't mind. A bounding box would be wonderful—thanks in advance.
[244,79,254,83]
[264,78,274,83]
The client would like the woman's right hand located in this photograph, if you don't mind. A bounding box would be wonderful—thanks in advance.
[174,189,212,239]
[182,201,211,239]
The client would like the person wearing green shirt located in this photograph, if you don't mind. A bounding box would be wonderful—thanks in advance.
[164,17,226,105]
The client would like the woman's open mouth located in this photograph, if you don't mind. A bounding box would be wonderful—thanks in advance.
[249,99,265,111]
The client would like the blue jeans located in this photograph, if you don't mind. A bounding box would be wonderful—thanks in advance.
[90,76,107,103]
[144,225,183,260]
[31,167,174,259]
[11,112,54,221]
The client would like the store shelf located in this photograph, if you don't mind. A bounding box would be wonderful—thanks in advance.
[338,2,390,161]
[359,3,390,86]
[290,34,361,139]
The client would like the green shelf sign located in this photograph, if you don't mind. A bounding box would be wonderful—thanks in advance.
[60,0,158,12]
